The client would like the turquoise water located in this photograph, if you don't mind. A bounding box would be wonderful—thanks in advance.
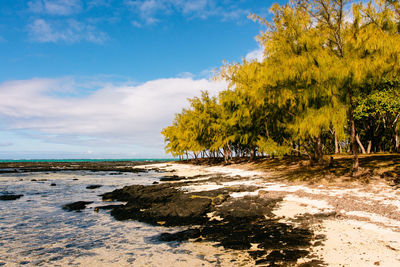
[0,159,176,163]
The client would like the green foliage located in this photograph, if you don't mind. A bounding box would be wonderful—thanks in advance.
[161,0,400,161]
[256,137,292,157]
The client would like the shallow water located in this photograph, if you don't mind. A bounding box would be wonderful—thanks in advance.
[0,171,252,266]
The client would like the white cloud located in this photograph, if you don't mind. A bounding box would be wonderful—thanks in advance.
[28,0,82,16]
[245,47,264,62]
[125,0,249,26]
[0,77,226,148]
[28,18,108,43]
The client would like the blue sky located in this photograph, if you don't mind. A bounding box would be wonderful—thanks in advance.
[0,0,279,159]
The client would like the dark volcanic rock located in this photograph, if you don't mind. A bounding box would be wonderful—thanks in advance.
[216,196,279,219]
[154,195,314,265]
[101,183,217,226]
[158,229,201,242]
[62,201,93,212]
[0,194,23,201]
[94,205,123,212]
[50,183,56,186]
[111,195,212,226]
[101,184,179,206]
[0,168,18,173]
[102,183,318,265]
[159,175,185,182]
[86,185,102,190]
[265,249,309,263]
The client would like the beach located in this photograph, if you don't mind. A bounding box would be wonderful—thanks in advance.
[142,162,400,266]
[1,160,400,266]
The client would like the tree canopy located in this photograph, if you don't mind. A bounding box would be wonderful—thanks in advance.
[162,0,400,171]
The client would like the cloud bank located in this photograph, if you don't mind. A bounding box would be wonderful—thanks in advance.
[0,76,226,155]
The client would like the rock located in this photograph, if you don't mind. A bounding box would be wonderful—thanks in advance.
[50,183,56,186]
[94,205,123,212]
[154,195,313,265]
[265,249,308,263]
[72,178,79,181]
[101,183,217,226]
[102,183,315,266]
[158,229,201,242]
[62,201,93,212]
[216,196,279,219]
[111,195,212,226]
[86,185,102,190]
[101,184,178,205]
[152,181,159,184]
[159,175,185,182]
[248,250,267,259]
[0,194,23,201]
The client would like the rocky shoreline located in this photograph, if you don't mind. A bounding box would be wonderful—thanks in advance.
[2,161,400,266]
[96,178,320,266]
[100,162,400,266]
[0,160,162,173]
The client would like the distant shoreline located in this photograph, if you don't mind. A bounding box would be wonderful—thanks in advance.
[0,158,175,163]
[0,159,174,173]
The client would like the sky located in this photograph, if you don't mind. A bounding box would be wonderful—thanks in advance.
[0,0,280,159]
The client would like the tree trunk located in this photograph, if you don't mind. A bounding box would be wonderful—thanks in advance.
[223,148,228,164]
[355,133,366,154]
[312,136,324,164]
[334,132,339,154]
[349,107,359,172]
[367,140,372,154]
[316,136,324,164]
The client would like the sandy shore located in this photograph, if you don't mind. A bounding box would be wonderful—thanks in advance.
[2,160,399,266]
[142,162,400,267]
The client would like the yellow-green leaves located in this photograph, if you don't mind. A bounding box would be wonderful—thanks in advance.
[161,0,400,160]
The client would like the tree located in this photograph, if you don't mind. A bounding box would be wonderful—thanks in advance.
[354,79,400,153]
[162,0,400,172]
[248,0,400,171]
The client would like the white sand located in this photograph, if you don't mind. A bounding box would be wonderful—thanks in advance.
[145,162,400,266]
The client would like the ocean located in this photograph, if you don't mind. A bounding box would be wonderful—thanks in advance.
[0,166,248,266]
